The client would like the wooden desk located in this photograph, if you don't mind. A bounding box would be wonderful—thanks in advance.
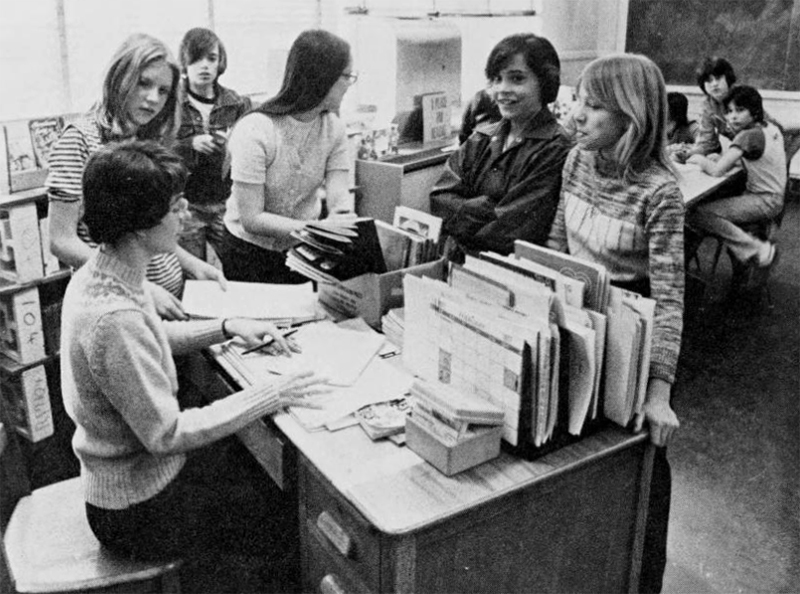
[187,353,654,594]
[675,162,745,207]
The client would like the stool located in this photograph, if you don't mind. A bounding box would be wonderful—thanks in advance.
[1,428,182,594]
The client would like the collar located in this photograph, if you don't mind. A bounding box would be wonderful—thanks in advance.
[187,86,217,104]
[94,248,146,288]
[181,81,241,108]
[474,107,562,141]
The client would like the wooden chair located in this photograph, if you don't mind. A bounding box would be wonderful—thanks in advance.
[0,423,183,594]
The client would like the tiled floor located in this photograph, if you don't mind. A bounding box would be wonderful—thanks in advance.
[662,198,799,593]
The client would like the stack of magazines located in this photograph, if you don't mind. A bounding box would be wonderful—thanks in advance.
[286,217,386,283]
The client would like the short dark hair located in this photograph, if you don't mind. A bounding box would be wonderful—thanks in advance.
[724,85,764,123]
[179,27,227,76]
[257,29,350,116]
[667,92,690,127]
[83,141,187,245]
[485,33,561,104]
[695,56,737,95]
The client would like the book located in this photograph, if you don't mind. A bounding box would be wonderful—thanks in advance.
[514,240,609,313]
[0,287,46,364]
[0,203,45,283]
[0,364,54,442]
[393,206,443,244]
[288,217,387,282]
[28,117,64,169]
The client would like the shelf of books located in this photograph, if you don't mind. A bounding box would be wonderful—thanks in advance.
[0,114,72,445]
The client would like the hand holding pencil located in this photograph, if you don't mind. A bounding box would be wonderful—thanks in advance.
[221,317,300,356]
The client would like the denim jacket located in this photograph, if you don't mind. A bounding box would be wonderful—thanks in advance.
[176,82,252,205]
[430,108,573,257]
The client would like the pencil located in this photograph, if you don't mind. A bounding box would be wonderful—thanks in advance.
[241,328,299,355]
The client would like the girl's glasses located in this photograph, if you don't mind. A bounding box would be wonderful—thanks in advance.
[169,193,188,215]
[341,71,359,85]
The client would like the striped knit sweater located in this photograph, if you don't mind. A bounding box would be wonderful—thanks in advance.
[548,146,685,383]
[45,118,184,296]
[61,249,284,509]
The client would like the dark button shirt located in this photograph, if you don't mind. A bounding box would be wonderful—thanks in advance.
[430,108,573,257]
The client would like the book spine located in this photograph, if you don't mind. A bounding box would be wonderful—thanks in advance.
[2,287,45,363]
[1,364,54,442]
[0,203,44,283]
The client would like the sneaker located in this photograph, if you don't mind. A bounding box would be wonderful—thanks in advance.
[743,244,779,291]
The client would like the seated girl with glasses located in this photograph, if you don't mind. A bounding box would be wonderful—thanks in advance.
[218,29,359,284]
[61,140,328,593]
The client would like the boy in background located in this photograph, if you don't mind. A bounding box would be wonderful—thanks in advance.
[687,85,786,289]
[175,27,251,262]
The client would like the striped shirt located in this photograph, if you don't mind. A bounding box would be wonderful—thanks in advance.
[548,146,685,384]
[45,118,184,296]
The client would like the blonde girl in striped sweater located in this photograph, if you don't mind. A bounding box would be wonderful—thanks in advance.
[47,33,226,320]
[547,53,682,594]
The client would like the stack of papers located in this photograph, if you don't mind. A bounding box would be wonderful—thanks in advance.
[286,217,386,283]
[209,318,418,433]
[182,280,320,325]
[401,242,656,453]
[381,307,404,348]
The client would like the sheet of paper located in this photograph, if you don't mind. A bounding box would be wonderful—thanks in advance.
[236,320,385,387]
[182,280,318,320]
[288,357,414,431]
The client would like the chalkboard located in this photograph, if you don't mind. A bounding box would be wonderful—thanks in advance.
[626,0,799,92]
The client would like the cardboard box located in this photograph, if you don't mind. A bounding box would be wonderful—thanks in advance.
[0,364,53,442]
[318,258,446,329]
[406,416,503,476]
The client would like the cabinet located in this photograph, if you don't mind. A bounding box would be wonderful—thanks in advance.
[355,143,452,224]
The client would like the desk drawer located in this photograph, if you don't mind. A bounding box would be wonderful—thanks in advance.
[301,463,381,590]
[304,519,374,594]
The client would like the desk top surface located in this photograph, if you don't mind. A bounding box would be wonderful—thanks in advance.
[274,412,646,536]
[676,162,744,207]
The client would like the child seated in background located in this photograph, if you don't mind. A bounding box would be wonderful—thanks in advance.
[666,91,699,162]
[688,56,737,156]
[687,85,786,288]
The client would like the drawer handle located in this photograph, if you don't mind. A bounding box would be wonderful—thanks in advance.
[316,510,354,558]
[319,573,347,594]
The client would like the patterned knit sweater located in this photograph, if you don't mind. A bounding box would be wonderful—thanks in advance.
[61,250,284,509]
[548,147,685,383]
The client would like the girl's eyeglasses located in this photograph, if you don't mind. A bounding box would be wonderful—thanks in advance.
[341,71,358,85]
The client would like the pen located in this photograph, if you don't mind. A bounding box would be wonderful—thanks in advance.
[241,328,299,355]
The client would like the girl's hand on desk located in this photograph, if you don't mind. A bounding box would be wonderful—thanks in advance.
[226,318,297,356]
[277,371,331,408]
[635,378,680,447]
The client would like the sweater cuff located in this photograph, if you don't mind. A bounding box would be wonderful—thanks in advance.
[648,356,676,385]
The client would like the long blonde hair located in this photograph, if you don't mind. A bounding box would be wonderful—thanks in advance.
[93,33,181,145]
[577,54,672,182]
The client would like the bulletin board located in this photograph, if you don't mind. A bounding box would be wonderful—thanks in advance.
[626,0,799,92]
